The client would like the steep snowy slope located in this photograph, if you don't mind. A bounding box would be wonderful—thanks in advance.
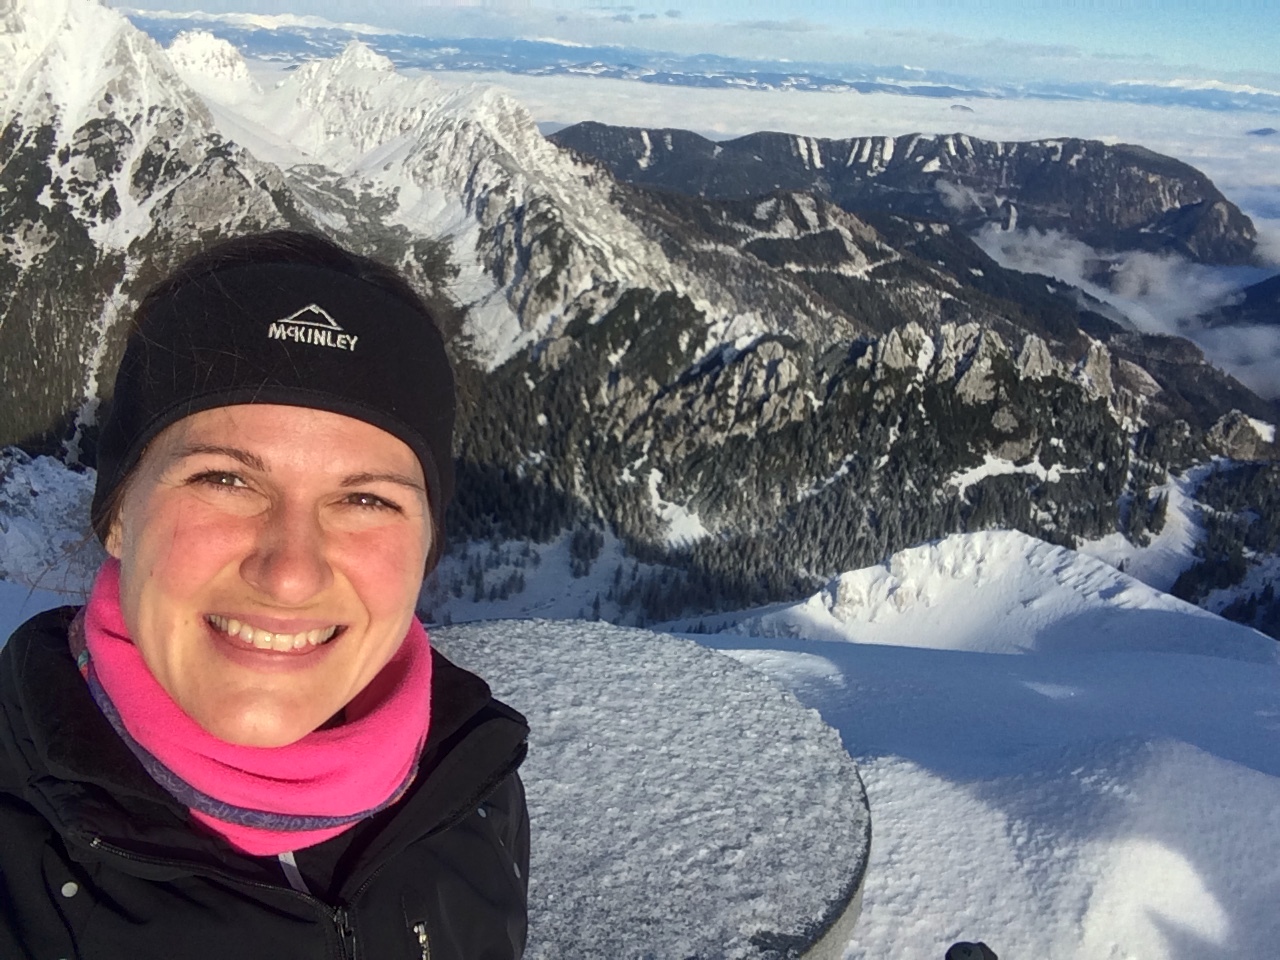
[681,529,1277,663]
[172,36,758,363]
[688,529,1280,960]
[0,0,311,455]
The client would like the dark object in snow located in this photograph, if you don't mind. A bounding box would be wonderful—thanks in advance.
[945,943,999,960]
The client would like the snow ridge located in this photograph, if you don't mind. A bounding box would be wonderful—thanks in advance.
[702,530,1278,664]
[184,40,706,365]
[166,30,261,100]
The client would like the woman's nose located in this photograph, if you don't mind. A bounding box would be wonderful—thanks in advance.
[239,502,333,604]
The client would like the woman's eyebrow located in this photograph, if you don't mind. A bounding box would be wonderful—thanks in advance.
[341,472,427,493]
[177,444,267,471]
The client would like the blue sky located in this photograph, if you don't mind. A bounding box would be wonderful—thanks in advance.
[119,0,1279,82]
[640,0,1275,74]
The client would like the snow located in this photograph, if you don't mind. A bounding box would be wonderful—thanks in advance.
[6,4,1280,951]
[1246,416,1276,444]
[687,530,1276,663]
[944,453,1077,499]
[636,128,653,169]
[0,450,102,597]
[433,621,868,959]
[165,30,261,102]
[117,7,395,36]
[648,468,711,546]
[1079,466,1207,593]
[1203,552,1280,618]
[2,0,204,138]
[685,529,1280,959]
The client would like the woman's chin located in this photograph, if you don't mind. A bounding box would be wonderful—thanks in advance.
[190,705,325,748]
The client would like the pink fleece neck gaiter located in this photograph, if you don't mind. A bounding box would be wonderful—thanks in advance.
[75,559,432,856]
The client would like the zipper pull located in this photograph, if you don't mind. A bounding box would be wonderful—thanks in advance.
[334,906,357,959]
[412,920,431,960]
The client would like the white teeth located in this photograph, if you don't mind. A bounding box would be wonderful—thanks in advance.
[207,615,338,650]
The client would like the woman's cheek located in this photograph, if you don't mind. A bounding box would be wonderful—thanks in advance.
[151,504,257,586]
[342,528,428,595]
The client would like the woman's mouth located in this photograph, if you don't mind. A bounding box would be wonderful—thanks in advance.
[206,614,341,652]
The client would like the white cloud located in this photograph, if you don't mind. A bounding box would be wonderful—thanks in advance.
[1251,216,1280,268]
[1192,325,1280,399]
[974,225,1280,398]
[974,226,1247,328]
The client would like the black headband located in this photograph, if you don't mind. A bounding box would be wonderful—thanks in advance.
[92,261,456,569]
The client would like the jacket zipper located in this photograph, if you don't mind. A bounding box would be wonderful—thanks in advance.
[412,920,431,960]
[87,837,357,959]
[334,906,357,960]
[334,743,525,960]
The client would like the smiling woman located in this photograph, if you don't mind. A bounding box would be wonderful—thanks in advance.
[0,232,530,960]
[105,405,433,749]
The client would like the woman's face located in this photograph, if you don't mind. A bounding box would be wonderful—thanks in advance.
[106,404,432,748]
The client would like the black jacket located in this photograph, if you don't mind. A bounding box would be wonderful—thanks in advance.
[0,606,530,960]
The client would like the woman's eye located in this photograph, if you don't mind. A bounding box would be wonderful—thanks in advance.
[346,492,401,512]
[190,471,247,489]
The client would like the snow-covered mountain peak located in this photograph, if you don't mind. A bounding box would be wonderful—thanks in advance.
[191,45,695,364]
[330,38,394,73]
[166,29,260,100]
[1,0,210,132]
[287,39,399,103]
[711,530,1279,664]
[252,42,441,166]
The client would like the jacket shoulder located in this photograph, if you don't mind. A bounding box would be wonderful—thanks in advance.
[0,605,81,781]
[2,605,81,662]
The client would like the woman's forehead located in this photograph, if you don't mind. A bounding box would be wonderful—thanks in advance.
[148,404,424,480]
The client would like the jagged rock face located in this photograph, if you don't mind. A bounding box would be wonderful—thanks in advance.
[1206,410,1277,460]
[0,3,409,455]
[550,122,1259,265]
[456,301,1133,609]
[1104,332,1275,429]
[197,45,704,363]
[1017,335,1063,381]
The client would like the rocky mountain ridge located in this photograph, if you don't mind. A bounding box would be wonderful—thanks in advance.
[550,121,1260,266]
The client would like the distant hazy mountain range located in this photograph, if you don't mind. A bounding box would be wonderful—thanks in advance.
[120,8,1280,116]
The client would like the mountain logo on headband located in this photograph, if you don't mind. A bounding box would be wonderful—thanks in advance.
[267,304,359,352]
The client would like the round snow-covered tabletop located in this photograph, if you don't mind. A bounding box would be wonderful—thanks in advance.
[433,621,870,960]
